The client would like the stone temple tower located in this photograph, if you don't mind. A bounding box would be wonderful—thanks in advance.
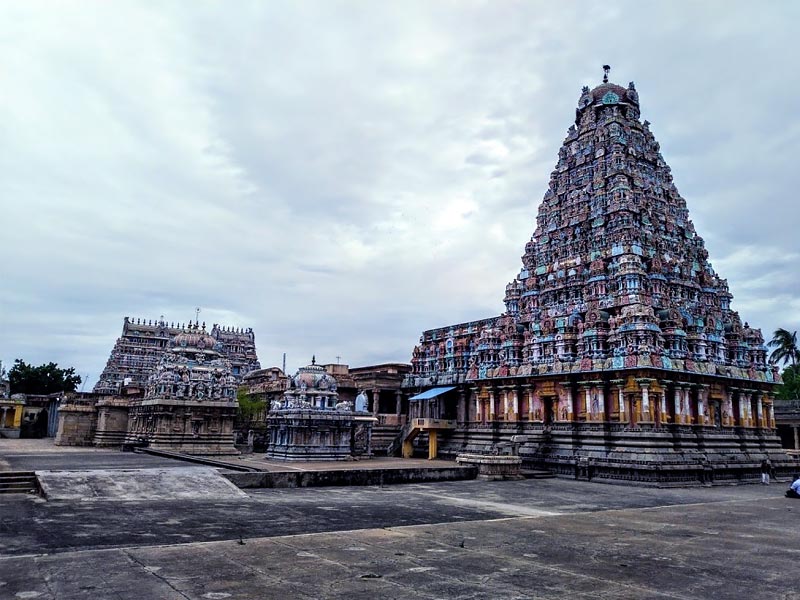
[402,67,796,484]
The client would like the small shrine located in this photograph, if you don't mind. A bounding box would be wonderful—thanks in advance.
[266,358,375,461]
[124,322,240,455]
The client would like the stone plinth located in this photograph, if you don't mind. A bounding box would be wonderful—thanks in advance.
[125,398,239,455]
[267,409,374,461]
[93,398,130,447]
[55,403,97,446]
[456,453,523,481]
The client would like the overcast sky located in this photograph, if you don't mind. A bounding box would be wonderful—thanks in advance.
[1,1,798,386]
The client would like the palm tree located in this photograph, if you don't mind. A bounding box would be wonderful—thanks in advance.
[767,328,799,366]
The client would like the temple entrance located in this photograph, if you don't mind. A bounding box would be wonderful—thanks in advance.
[543,396,554,425]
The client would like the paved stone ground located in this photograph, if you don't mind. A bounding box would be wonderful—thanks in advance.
[2,441,798,598]
[2,476,799,599]
[0,439,190,471]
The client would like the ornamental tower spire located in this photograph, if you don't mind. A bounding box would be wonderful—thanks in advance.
[505,71,768,375]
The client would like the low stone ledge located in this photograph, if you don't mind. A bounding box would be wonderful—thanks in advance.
[456,453,523,481]
[224,466,477,489]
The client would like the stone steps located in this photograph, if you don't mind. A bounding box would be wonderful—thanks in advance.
[520,469,556,479]
[0,471,38,494]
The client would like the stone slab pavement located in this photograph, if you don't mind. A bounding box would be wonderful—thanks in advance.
[1,477,799,599]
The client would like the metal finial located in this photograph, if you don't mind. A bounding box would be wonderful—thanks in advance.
[602,65,610,83]
[312,355,316,365]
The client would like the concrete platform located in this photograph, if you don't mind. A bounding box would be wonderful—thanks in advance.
[1,478,798,599]
[37,467,247,501]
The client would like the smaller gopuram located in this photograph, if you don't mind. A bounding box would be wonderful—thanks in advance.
[125,323,239,455]
[94,317,260,395]
[266,358,375,461]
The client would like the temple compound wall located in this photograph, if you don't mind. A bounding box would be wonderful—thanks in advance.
[93,317,260,395]
[402,69,798,485]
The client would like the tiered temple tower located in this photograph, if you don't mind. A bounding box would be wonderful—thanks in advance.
[93,317,260,395]
[125,326,240,454]
[402,68,793,484]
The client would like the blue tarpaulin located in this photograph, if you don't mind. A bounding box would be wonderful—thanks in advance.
[409,386,456,401]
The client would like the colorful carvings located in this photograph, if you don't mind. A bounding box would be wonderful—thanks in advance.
[400,69,795,483]
[408,74,772,388]
[125,324,240,454]
[94,317,260,395]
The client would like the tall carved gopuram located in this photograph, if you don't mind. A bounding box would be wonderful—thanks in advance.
[403,67,796,484]
[93,317,260,395]
[125,324,240,454]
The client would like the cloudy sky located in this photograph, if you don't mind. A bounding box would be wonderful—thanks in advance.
[1,1,798,386]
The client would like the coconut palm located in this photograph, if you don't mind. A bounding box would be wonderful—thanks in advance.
[767,328,799,366]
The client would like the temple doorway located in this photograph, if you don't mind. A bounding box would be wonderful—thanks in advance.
[543,396,554,425]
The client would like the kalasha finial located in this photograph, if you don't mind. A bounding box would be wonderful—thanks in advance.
[312,355,316,365]
[602,64,610,83]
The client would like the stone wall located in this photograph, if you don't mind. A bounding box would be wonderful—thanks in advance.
[55,403,97,446]
[93,398,130,446]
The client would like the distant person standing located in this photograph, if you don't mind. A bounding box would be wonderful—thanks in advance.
[760,459,771,485]
[787,475,800,499]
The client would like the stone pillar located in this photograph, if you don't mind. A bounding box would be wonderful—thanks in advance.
[794,425,800,451]
[372,389,380,416]
[610,380,624,422]
[768,399,775,429]
[696,385,709,426]
[755,393,763,429]
[501,388,510,420]
[637,380,652,422]
[560,382,574,422]
[740,391,751,427]
[578,384,590,421]
[511,388,519,421]
[723,388,734,427]
[596,386,605,421]
[472,387,481,423]
[456,389,465,424]
[524,385,534,421]
[395,390,403,417]
[659,380,673,424]
[488,389,496,421]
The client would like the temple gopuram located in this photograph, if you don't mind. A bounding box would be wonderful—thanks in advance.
[125,325,240,454]
[93,317,260,395]
[402,67,795,484]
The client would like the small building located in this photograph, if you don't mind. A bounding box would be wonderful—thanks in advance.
[266,358,375,461]
[775,398,800,455]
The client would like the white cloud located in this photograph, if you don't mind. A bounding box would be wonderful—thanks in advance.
[1,0,798,383]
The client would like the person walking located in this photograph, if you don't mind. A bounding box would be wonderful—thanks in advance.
[760,459,771,485]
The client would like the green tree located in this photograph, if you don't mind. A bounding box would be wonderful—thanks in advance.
[8,360,82,395]
[767,328,799,367]
[236,386,266,421]
[777,365,800,400]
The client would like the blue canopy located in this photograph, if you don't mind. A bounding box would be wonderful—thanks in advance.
[409,386,456,401]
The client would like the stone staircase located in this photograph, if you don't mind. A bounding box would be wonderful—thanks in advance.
[371,424,403,455]
[0,471,38,495]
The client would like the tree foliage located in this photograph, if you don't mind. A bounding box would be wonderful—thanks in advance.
[767,328,799,367]
[8,359,82,395]
[236,386,266,421]
[777,365,800,400]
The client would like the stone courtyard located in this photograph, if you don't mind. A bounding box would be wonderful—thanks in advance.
[1,441,798,599]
